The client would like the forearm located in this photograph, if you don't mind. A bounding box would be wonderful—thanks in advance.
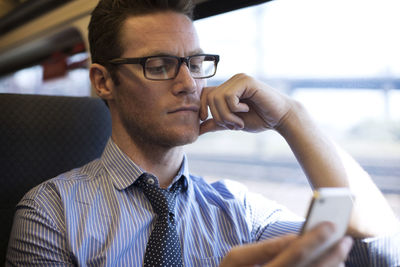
[276,100,399,238]
[200,75,399,237]
[276,101,350,188]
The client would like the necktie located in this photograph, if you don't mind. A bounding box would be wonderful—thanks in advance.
[136,174,184,267]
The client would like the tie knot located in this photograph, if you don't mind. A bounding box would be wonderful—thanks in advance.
[136,174,181,215]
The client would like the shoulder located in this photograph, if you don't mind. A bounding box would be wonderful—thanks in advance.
[188,175,302,219]
[210,178,250,200]
[188,175,260,205]
[20,158,105,206]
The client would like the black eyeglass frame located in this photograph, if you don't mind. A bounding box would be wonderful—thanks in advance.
[108,54,220,81]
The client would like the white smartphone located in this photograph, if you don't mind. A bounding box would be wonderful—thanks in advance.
[301,187,354,261]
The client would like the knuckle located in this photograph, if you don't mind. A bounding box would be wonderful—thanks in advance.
[233,73,254,83]
[223,92,231,99]
[224,92,235,101]
[233,73,248,79]
[224,93,235,106]
[225,94,238,109]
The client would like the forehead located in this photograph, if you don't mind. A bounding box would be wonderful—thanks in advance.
[120,11,200,57]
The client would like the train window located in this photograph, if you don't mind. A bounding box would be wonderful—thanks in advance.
[189,0,400,216]
[0,50,90,96]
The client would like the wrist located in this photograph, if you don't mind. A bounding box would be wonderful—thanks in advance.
[274,99,312,137]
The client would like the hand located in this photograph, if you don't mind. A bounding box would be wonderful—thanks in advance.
[199,73,293,135]
[219,222,353,267]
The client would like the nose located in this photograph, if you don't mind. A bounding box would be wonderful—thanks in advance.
[171,63,197,95]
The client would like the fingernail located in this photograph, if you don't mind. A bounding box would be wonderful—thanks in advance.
[342,236,354,252]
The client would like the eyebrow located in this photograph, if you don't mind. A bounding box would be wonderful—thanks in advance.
[140,49,205,58]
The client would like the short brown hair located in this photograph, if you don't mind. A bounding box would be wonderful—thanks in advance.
[88,0,194,84]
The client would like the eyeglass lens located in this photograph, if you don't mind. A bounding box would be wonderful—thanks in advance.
[144,55,216,80]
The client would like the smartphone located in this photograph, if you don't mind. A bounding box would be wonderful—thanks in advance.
[301,187,354,260]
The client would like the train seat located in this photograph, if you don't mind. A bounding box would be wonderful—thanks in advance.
[0,93,111,263]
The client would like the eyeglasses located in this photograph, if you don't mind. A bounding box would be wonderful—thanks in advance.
[108,54,219,81]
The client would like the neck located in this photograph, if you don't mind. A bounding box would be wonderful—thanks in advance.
[111,130,184,189]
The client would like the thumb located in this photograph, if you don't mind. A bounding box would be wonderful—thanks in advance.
[219,235,296,267]
[199,119,226,135]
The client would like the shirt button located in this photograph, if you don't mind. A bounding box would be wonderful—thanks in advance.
[147,178,155,185]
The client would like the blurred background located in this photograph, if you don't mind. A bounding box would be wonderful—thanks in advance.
[189,0,400,217]
[0,0,399,218]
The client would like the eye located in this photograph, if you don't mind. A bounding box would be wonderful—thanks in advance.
[146,65,167,75]
[189,56,205,73]
[145,57,176,75]
[189,64,202,73]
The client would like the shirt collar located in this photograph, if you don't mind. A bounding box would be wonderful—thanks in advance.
[101,138,189,191]
[173,154,189,192]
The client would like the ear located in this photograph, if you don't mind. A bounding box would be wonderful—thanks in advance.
[89,63,115,100]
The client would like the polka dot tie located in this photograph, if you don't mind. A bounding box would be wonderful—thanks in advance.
[136,174,184,267]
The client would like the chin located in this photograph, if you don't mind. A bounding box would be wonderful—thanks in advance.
[173,130,199,146]
[164,127,199,147]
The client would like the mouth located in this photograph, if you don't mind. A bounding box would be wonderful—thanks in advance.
[168,106,200,114]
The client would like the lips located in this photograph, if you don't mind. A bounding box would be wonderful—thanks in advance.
[168,105,199,114]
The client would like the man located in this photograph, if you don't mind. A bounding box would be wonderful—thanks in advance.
[7,0,400,266]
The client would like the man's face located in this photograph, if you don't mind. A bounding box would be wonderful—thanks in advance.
[111,11,205,148]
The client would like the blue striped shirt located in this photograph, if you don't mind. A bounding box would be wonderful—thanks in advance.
[6,139,400,266]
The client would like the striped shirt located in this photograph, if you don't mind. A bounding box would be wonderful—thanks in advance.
[6,139,400,266]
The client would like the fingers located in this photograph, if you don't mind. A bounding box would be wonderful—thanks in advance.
[219,223,353,267]
[199,74,294,134]
[311,236,353,267]
[200,82,250,132]
[199,119,226,135]
[265,222,344,267]
[219,235,297,267]
[224,92,250,114]
[199,86,213,121]
[203,86,246,129]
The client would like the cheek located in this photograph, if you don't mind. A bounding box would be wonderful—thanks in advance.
[196,80,205,94]
[120,93,159,118]
[116,78,161,107]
